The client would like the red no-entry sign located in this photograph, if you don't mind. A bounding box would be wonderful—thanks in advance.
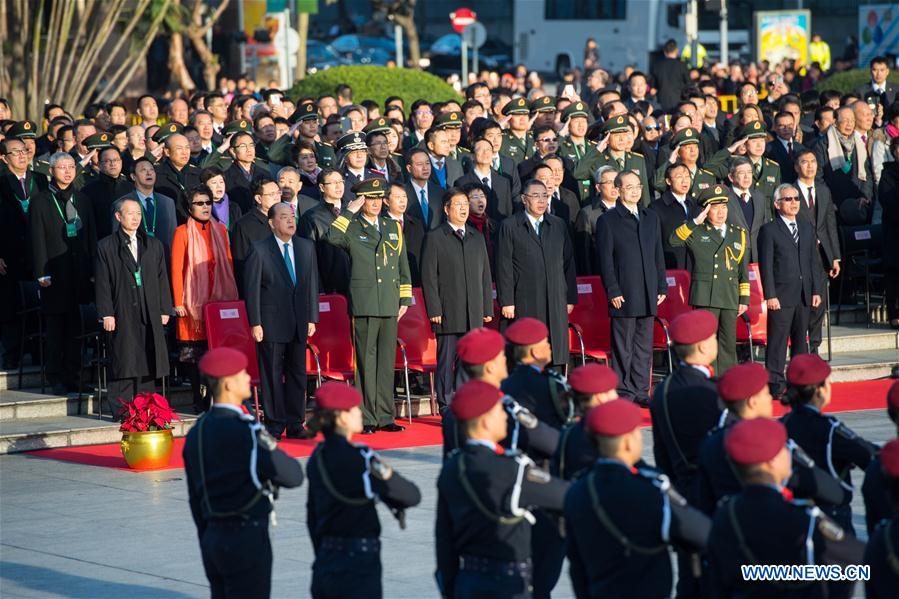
[450,8,476,34]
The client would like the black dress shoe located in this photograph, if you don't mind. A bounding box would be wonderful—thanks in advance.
[286,428,313,440]
[361,425,377,435]
[379,423,406,432]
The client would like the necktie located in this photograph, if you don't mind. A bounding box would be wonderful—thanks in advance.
[787,140,793,158]
[436,160,444,171]
[616,157,625,170]
[719,227,726,238]
[741,192,749,204]
[455,228,464,241]
[807,186,815,210]
[19,177,26,195]
[753,162,761,178]
[534,220,541,236]
[283,242,296,285]
[790,222,799,244]
[419,188,429,223]
[145,195,155,232]
[862,134,868,146]
[130,236,138,262]
[482,177,490,189]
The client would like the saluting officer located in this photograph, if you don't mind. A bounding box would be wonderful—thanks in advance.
[499,97,535,163]
[267,102,337,169]
[707,418,865,598]
[565,399,712,598]
[862,380,899,534]
[306,382,421,599]
[781,355,878,536]
[734,120,782,210]
[182,347,305,599]
[441,328,560,461]
[653,128,718,200]
[557,101,594,201]
[669,185,750,373]
[435,380,570,599]
[696,362,846,515]
[864,439,899,599]
[327,178,412,433]
[574,114,651,207]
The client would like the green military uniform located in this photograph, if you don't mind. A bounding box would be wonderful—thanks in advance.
[574,115,651,206]
[653,127,721,202]
[7,121,51,180]
[326,178,413,429]
[711,120,781,211]
[267,103,337,168]
[558,101,595,201]
[499,97,534,163]
[669,185,751,374]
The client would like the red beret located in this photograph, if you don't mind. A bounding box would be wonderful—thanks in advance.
[198,347,247,378]
[450,380,503,421]
[585,399,643,436]
[315,381,362,411]
[457,328,505,365]
[881,439,899,479]
[669,310,718,345]
[569,363,619,395]
[786,354,831,386]
[718,362,769,402]
[724,418,787,465]
[887,380,899,411]
[504,317,549,346]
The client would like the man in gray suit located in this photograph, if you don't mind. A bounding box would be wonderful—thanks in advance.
[725,157,770,263]
[119,156,177,260]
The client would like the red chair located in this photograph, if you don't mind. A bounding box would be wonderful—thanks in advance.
[568,276,611,366]
[204,300,262,419]
[395,288,436,421]
[653,269,693,371]
[307,294,356,383]
[736,262,768,361]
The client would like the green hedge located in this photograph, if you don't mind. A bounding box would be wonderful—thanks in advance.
[816,68,899,94]
[288,66,461,111]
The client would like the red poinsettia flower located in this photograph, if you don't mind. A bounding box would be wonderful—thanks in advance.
[119,393,179,432]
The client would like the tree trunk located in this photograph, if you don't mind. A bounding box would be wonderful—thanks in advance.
[184,0,229,91]
[295,11,309,81]
[394,13,420,70]
[168,31,196,93]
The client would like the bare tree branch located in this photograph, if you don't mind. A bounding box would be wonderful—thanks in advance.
[102,0,171,104]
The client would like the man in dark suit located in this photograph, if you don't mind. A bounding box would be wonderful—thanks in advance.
[405,148,444,230]
[420,187,493,413]
[470,118,522,200]
[725,157,771,263]
[496,179,578,369]
[231,178,283,295]
[120,157,177,259]
[30,153,98,395]
[596,170,667,405]
[854,56,897,109]
[794,150,841,354]
[95,197,172,412]
[531,161,580,236]
[453,137,515,221]
[297,168,351,295]
[650,163,696,270]
[766,111,806,184]
[574,165,619,275]
[383,181,425,287]
[244,202,320,439]
[757,184,824,397]
[155,132,201,224]
[82,146,134,240]
[426,126,463,190]
[223,130,270,214]
[650,39,691,111]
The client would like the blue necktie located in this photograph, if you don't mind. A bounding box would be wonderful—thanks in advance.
[144,195,155,234]
[419,188,429,223]
[283,242,296,285]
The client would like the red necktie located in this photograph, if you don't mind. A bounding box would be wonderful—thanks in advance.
[807,187,815,210]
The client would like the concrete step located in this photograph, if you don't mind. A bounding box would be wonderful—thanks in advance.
[826,348,899,383]
[827,325,898,354]
[0,390,93,421]
[0,366,44,391]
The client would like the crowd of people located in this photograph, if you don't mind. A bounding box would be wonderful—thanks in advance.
[1,36,899,598]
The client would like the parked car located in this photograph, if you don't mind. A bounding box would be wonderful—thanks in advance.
[424,33,511,76]
[330,34,416,66]
[307,40,348,73]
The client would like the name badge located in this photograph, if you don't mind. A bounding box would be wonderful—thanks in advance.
[134,269,142,287]
[700,235,711,242]
[766,176,775,182]
[734,242,742,250]
[66,222,78,238]
[698,183,710,190]
[359,235,368,240]
[388,233,398,240]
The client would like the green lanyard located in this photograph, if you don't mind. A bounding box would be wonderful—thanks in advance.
[140,194,157,236]
[572,140,583,161]
[51,191,79,238]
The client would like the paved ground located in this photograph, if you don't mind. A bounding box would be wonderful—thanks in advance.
[0,410,895,599]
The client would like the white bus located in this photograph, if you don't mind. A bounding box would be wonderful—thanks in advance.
[512,0,750,76]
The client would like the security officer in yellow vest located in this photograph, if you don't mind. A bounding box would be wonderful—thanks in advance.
[574,114,651,207]
[669,185,750,373]
[557,101,595,202]
[327,178,413,434]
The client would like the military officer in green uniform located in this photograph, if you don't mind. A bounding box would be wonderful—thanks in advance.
[326,178,413,434]
[574,114,651,207]
[499,97,534,163]
[195,120,272,172]
[530,94,558,129]
[266,102,336,169]
[432,110,470,163]
[557,101,595,202]
[669,185,750,374]
[654,128,720,202]
[736,120,780,211]
[6,121,51,180]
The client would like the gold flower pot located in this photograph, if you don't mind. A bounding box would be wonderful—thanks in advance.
[120,429,174,470]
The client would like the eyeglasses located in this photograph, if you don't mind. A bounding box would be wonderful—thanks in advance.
[619,184,643,192]
[524,193,549,200]
[322,181,343,186]
[779,196,800,202]
[4,149,26,157]
[192,200,213,206]
[415,109,433,116]
[448,202,469,208]
[536,137,557,144]
[259,191,281,198]
[234,143,256,150]
[101,157,122,164]
[644,125,661,131]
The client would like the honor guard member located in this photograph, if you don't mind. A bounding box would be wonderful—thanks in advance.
[565,400,712,599]
[669,186,750,373]
[435,380,570,599]
[326,178,412,433]
[182,347,305,599]
[267,102,337,169]
[441,328,561,460]
[696,362,846,516]
[862,381,899,534]
[653,128,718,200]
[864,439,899,599]
[499,97,535,163]
[557,102,594,201]
[552,363,619,481]
[707,418,865,599]
[781,355,878,536]
[574,115,651,207]
[306,382,421,599]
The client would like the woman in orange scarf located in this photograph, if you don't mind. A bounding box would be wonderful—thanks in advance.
[170,186,238,412]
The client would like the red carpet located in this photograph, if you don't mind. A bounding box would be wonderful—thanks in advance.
[24,380,895,472]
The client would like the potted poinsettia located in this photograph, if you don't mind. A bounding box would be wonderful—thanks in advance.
[119,393,179,470]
